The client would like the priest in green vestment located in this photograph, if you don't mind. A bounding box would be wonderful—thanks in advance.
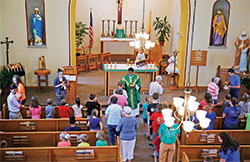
[121,67,141,116]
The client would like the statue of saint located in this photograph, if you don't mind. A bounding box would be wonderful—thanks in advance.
[212,9,227,46]
[32,8,44,46]
[38,56,46,70]
[234,31,250,71]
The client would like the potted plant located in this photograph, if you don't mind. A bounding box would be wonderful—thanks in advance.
[0,68,13,92]
[241,75,250,94]
[153,16,171,46]
[75,22,89,50]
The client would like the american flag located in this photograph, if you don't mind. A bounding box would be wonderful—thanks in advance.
[89,9,93,47]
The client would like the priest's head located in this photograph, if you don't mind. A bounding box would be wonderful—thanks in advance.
[128,67,134,76]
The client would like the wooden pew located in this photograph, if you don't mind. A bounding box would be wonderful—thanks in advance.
[176,138,250,162]
[182,152,189,162]
[0,118,89,132]
[0,145,122,162]
[181,130,250,145]
[2,104,103,120]
[1,131,98,147]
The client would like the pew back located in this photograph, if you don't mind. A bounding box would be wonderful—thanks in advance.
[0,146,122,162]
[2,104,103,120]
[1,131,97,147]
[176,139,250,162]
[0,119,89,132]
[181,130,250,145]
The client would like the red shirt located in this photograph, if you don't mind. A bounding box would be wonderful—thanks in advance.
[153,136,161,152]
[150,112,164,134]
[58,105,70,118]
[57,140,71,147]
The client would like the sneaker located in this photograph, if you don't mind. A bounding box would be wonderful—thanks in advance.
[147,135,151,141]
[148,143,154,150]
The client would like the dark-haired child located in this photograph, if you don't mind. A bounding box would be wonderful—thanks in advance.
[29,96,41,119]
[72,97,83,118]
[85,94,100,118]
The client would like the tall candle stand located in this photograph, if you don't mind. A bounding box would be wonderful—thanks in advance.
[106,19,111,38]
[112,20,116,38]
[124,20,128,38]
[129,20,133,38]
[134,20,138,37]
[101,20,105,38]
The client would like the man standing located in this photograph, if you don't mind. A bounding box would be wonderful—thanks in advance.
[227,68,240,99]
[207,77,220,104]
[234,31,250,68]
[149,75,164,98]
[121,67,141,116]
[53,68,67,105]
[7,85,24,119]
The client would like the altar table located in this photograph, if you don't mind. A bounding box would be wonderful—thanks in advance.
[103,64,159,96]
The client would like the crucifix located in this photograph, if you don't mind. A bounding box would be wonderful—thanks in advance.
[1,37,14,65]
[117,0,123,24]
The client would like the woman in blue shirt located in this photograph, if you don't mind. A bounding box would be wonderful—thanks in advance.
[222,97,241,129]
[218,132,240,162]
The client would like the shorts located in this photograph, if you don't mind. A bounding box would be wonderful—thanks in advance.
[154,151,159,158]
[143,118,147,123]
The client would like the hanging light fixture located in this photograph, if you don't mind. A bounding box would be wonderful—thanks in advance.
[162,0,211,134]
[129,0,155,50]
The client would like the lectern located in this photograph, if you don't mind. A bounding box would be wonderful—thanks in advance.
[63,66,78,104]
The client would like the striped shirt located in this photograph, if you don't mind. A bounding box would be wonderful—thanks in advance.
[207,82,219,100]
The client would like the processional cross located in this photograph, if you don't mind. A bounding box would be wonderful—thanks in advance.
[1,37,14,65]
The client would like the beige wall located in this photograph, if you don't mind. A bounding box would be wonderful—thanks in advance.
[0,0,4,69]
[75,0,180,55]
[0,0,70,86]
[187,0,250,86]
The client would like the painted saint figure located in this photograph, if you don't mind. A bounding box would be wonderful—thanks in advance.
[234,31,250,70]
[212,9,227,46]
[32,8,44,46]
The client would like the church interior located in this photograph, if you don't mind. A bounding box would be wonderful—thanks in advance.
[0,0,250,161]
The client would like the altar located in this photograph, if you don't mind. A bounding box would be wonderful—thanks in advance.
[103,64,158,96]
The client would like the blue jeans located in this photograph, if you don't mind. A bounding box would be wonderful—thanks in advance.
[229,88,240,99]
[108,125,119,145]
[56,91,66,106]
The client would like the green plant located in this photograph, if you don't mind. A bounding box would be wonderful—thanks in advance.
[0,68,13,90]
[75,22,89,48]
[153,16,171,42]
[241,75,250,89]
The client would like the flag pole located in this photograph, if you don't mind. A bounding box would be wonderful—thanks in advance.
[89,8,93,54]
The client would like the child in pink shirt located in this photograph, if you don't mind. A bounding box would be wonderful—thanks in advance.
[29,96,41,119]
[57,132,71,147]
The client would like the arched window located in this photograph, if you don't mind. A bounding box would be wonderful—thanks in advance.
[209,0,230,47]
[25,0,46,47]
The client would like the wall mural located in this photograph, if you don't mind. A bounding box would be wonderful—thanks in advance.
[209,0,230,47]
[25,0,46,47]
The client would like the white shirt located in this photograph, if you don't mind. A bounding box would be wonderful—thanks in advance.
[149,81,163,96]
[135,52,146,62]
[72,104,83,117]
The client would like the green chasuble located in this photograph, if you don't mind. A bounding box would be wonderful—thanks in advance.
[121,74,141,109]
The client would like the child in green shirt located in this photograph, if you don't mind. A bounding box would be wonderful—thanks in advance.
[96,130,108,146]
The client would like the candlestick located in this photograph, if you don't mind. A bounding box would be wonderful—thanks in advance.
[106,19,111,38]
[134,20,138,37]
[112,20,116,38]
[124,20,128,38]
[101,20,105,38]
[129,20,133,38]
